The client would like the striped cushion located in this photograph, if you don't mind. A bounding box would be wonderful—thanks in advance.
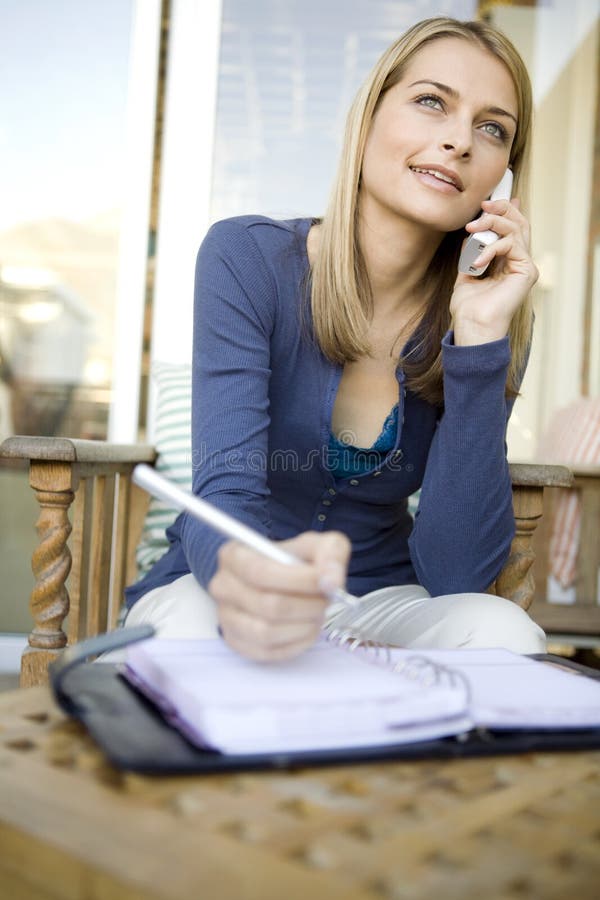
[135,362,192,576]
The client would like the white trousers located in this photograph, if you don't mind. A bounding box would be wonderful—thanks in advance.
[122,573,546,654]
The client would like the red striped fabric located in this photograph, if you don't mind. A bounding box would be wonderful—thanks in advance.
[537,399,600,588]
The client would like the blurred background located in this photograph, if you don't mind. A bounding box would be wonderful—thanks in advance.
[1,0,598,633]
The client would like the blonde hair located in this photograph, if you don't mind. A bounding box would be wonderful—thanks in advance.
[309,17,534,404]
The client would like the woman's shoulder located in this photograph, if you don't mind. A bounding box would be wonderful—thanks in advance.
[203,215,313,259]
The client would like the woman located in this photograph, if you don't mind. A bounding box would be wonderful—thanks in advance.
[125,16,546,659]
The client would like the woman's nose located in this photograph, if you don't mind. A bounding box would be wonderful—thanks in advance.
[439,123,472,158]
[441,141,471,159]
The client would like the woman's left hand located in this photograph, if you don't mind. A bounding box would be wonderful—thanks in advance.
[450,198,539,346]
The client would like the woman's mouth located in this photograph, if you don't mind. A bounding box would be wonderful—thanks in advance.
[409,165,464,192]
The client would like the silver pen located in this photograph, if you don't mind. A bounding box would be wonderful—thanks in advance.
[132,464,361,610]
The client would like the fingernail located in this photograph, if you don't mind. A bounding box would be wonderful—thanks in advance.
[318,562,345,594]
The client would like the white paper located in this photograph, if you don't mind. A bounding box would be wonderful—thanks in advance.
[125,638,469,753]
[390,648,600,729]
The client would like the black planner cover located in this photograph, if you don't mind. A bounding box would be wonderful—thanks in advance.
[48,626,600,775]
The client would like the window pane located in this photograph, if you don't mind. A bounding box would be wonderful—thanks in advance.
[211,0,476,221]
[0,0,134,441]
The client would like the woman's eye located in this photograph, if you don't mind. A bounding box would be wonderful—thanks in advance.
[416,94,443,111]
[481,121,507,141]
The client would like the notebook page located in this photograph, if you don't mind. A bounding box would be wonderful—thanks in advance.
[125,638,469,754]
[387,648,600,729]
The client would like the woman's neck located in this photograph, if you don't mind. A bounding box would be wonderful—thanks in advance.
[357,201,443,318]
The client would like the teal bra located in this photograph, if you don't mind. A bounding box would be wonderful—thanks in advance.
[328,404,399,479]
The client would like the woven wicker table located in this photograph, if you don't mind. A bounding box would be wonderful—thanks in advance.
[0,686,599,900]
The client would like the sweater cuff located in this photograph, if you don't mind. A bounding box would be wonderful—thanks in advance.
[441,329,511,378]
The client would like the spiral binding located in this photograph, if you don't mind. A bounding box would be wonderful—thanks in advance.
[324,625,471,700]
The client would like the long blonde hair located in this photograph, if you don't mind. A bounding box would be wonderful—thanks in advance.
[309,17,534,404]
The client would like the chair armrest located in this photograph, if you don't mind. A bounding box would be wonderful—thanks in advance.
[1,436,157,687]
[0,435,156,466]
[508,462,573,488]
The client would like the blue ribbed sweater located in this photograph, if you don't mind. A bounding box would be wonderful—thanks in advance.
[126,215,518,608]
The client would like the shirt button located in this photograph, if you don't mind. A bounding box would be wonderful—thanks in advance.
[349,479,359,486]
[328,488,336,496]
[317,514,327,522]
[393,450,403,461]
[322,499,332,506]
[373,471,382,477]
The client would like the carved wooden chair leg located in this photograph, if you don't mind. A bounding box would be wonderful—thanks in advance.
[494,465,574,612]
[494,485,544,610]
[21,461,78,687]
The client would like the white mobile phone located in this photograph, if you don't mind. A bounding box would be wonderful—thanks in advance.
[458,168,513,277]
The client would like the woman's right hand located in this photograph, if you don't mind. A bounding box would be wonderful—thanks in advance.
[208,530,351,662]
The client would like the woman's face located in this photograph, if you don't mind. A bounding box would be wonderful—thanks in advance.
[360,37,519,234]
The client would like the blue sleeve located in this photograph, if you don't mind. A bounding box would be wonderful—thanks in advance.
[408,331,522,595]
[179,219,276,587]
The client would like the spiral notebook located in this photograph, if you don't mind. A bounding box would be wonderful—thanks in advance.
[123,636,600,756]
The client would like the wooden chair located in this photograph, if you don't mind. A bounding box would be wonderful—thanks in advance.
[0,434,573,687]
